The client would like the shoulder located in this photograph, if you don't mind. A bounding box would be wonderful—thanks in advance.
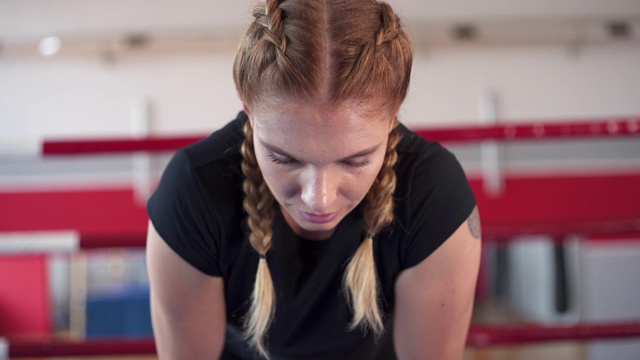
[181,111,247,168]
[391,122,477,268]
[394,122,473,205]
[395,122,460,177]
[151,112,246,209]
[146,112,248,277]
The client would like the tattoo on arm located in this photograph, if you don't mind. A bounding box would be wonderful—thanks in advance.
[467,206,481,240]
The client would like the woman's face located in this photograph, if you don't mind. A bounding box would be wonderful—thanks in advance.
[249,98,393,240]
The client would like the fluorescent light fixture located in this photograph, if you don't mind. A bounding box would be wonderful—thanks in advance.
[38,36,62,57]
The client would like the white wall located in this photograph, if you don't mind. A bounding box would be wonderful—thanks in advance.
[0,53,240,139]
[403,43,640,127]
[1,0,640,188]
[2,43,640,138]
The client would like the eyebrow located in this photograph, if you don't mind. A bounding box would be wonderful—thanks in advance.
[259,139,382,163]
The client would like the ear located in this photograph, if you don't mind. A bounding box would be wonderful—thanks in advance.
[242,102,252,116]
[242,103,256,128]
[236,89,251,114]
[389,110,400,132]
[240,101,256,128]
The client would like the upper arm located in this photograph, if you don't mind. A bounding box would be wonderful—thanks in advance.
[393,207,481,360]
[146,220,226,359]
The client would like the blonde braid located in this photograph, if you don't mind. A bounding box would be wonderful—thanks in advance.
[343,118,401,335]
[240,119,277,358]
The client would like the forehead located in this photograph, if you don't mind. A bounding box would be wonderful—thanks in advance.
[251,99,391,159]
[252,97,390,131]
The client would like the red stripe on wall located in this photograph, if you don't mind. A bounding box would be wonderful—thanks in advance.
[470,173,640,225]
[0,174,639,239]
[0,188,148,237]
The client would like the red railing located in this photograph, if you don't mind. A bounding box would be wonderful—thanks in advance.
[467,321,640,346]
[7,320,640,357]
[7,338,156,357]
[42,117,640,155]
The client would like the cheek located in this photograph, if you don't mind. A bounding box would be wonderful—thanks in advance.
[255,153,299,200]
[343,161,385,201]
[271,173,299,200]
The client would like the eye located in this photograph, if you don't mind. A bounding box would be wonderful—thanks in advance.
[343,159,371,168]
[268,152,299,166]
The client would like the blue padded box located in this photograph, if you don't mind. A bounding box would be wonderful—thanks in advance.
[85,284,153,338]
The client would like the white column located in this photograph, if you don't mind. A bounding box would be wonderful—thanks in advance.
[478,89,504,197]
[0,337,8,360]
[131,96,153,206]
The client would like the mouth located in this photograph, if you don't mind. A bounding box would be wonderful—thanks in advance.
[298,210,340,224]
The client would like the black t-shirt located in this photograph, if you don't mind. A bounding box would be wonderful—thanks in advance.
[147,111,477,359]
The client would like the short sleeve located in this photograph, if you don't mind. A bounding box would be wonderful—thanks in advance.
[147,149,222,276]
[402,147,477,269]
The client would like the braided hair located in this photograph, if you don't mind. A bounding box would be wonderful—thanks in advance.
[234,1,412,357]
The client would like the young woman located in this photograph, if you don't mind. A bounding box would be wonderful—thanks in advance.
[146,0,481,359]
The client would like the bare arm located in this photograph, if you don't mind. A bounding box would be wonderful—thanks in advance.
[146,220,226,359]
[393,207,481,360]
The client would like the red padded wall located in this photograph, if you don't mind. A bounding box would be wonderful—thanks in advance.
[0,255,51,336]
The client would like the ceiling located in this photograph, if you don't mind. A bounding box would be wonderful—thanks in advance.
[2,0,640,37]
[1,0,639,55]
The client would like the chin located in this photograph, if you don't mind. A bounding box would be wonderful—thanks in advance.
[291,212,345,240]
[299,220,340,232]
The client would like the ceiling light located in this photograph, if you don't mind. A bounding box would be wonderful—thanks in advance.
[38,36,62,57]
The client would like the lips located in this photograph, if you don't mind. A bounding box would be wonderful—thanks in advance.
[298,210,340,224]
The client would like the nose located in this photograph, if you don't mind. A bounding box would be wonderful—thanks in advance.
[300,166,337,212]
